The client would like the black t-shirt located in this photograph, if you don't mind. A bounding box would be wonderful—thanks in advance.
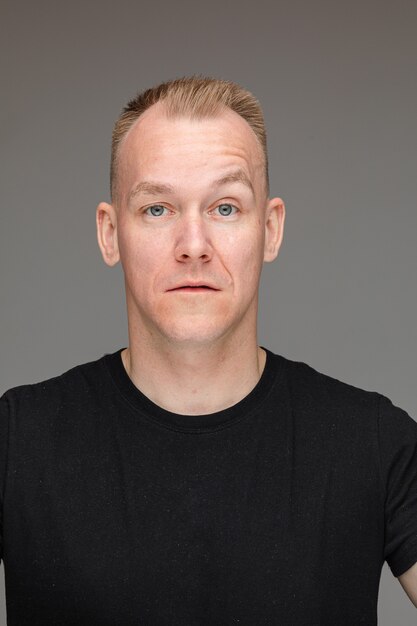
[1,347,417,625]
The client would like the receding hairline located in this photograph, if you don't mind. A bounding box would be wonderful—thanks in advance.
[110,76,270,204]
[113,103,268,205]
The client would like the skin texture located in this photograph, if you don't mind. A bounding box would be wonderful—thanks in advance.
[96,101,285,415]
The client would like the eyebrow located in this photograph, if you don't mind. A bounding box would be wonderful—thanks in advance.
[214,169,255,195]
[129,181,175,199]
[128,168,255,202]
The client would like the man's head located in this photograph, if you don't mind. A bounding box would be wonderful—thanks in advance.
[110,76,270,206]
[96,76,285,348]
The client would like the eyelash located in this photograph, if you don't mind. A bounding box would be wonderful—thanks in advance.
[143,203,240,218]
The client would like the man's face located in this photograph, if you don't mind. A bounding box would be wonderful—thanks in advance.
[97,102,285,347]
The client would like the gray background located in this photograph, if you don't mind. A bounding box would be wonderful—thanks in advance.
[1,0,416,622]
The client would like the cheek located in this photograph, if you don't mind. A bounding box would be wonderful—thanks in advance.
[117,227,161,284]
[223,230,264,287]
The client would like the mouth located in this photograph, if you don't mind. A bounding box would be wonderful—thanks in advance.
[170,286,217,292]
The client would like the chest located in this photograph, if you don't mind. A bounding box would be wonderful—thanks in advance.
[3,411,383,624]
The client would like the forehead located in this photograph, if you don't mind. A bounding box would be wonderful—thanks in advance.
[116,102,265,199]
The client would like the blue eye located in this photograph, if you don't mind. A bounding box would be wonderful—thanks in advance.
[145,205,167,217]
[215,203,238,216]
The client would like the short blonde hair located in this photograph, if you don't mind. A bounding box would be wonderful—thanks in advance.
[110,75,269,203]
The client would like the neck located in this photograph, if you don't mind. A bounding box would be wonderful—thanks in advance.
[121,336,266,416]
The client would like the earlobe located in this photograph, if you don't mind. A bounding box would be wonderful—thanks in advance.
[96,202,120,267]
[263,197,285,263]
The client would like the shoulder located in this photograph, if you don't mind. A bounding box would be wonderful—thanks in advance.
[269,351,413,429]
[271,352,417,481]
[274,351,382,416]
[1,351,114,420]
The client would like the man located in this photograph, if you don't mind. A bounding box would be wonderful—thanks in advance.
[0,76,416,624]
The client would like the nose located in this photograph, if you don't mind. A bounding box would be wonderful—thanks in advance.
[174,214,213,263]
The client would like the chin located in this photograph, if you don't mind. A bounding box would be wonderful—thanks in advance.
[159,318,232,346]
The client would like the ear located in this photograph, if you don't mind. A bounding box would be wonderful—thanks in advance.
[263,197,285,263]
[96,202,120,266]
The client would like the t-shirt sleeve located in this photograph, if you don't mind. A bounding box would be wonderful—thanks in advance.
[0,392,10,565]
[378,393,417,577]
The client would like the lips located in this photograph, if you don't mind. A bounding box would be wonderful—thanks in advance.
[169,287,217,293]
[168,282,219,291]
